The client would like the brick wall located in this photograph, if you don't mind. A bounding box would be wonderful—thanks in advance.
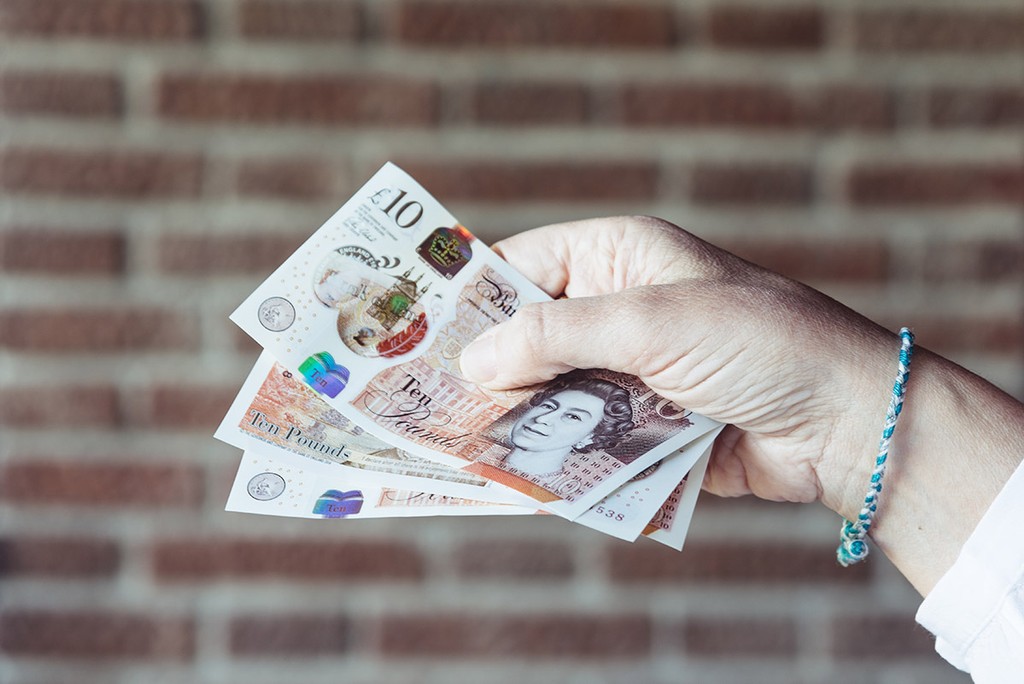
[2,0,1021,682]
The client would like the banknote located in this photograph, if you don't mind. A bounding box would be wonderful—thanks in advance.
[574,427,720,542]
[227,450,536,520]
[229,442,712,552]
[642,444,712,551]
[230,162,720,520]
[219,349,719,541]
[215,350,535,506]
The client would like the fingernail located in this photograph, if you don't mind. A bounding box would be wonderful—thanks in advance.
[460,331,497,384]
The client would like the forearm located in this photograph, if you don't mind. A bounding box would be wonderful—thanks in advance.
[824,347,1024,595]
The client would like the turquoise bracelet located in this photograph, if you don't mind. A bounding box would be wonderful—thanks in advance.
[837,327,915,567]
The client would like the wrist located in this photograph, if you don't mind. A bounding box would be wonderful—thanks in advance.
[815,337,1024,593]
[814,326,903,522]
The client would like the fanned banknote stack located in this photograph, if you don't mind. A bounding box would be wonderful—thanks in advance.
[217,163,722,550]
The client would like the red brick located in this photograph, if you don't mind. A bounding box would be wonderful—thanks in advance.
[690,163,813,205]
[158,73,438,125]
[0,611,193,659]
[239,0,360,41]
[831,615,936,659]
[922,239,1024,283]
[856,10,1024,52]
[394,1,678,48]
[0,308,198,351]
[152,539,425,581]
[396,160,659,202]
[0,0,204,40]
[468,82,588,125]
[0,228,124,274]
[617,83,893,129]
[230,614,349,655]
[455,540,574,579]
[808,85,895,131]
[898,317,1023,356]
[0,148,203,198]
[620,83,796,128]
[0,71,121,117]
[848,164,1024,205]
[0,461,204,507]
[708,6,823,50]
[0,537,120,577]
[157,232,307,274]
[377,614,650,657]
[236,158,334,199]
[676,616,798,657]
[137,386,238,430]
[608,542,871,584]
[929,87,1024,128]
[0,386,120,427]
[721,238,889,283]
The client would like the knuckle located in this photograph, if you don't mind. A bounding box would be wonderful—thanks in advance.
[511,302,552,366]
[625,214,675,233]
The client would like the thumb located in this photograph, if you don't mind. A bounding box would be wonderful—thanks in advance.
[459,289,679,389]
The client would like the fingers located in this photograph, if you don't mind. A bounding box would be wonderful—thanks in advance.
[491,218,632,297]
[460,288,683,388]
[490,223,575,297]
[460,298,597,387]
[491,216,725,299]
[701,426,753,498]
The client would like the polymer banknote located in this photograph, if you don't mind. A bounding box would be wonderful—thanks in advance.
[642,445,712,551]
[227,438,714,550]
[227,450,533,520]
[573,428,720,541]
[230,162,719,520]
[219,350,721,541]
[215,351,535,506]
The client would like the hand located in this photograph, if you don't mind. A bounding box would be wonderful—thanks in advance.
[460,216,899,515]
[461,216,1024,594]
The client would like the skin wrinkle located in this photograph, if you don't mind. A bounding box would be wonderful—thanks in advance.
[559,224,601,294]
[707,427,753,498]
[484,215,893,507]
[635,298,693,380]
[657,341,742,413]
[624,220,685,286]
[607,289,675,377]
[815,327,898,519]
[642,324,722,404]
[514,302,560,377]
[470,215,1024,595]
[729,348,822,426]
[595,227,622,295]
[612,243,631,294]
[755,439,818,503]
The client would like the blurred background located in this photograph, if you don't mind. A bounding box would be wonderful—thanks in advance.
[1,0,1022,682]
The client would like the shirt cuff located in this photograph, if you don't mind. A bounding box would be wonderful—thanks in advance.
[915,457,1024,672]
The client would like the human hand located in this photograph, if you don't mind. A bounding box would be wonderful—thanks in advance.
[460,216,899,515]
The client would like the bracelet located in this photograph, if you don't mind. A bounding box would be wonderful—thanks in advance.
[837,327,915,567]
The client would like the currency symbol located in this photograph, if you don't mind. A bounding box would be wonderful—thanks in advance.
[371,187,423,228]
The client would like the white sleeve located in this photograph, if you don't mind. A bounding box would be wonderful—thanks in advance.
[916,458,1024,683]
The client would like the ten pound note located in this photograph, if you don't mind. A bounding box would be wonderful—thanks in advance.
[230,162,720,521]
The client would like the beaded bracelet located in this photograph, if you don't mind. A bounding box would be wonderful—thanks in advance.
[837,327,915,567]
